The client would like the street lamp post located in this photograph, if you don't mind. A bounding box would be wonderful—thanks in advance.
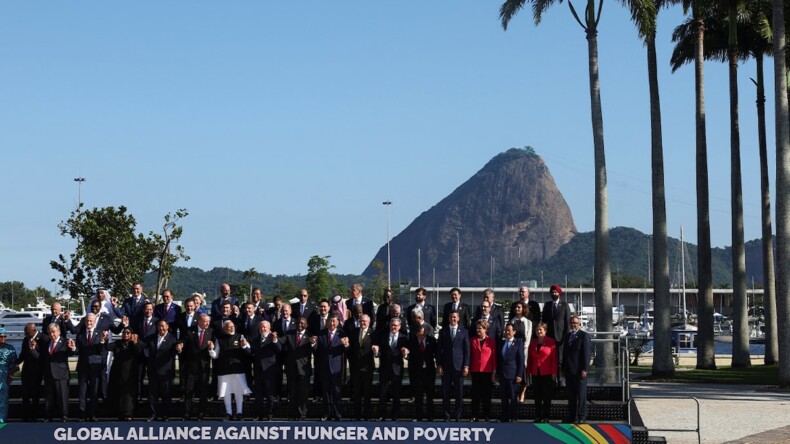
[74,177,86,211]
[454,225,461,287]
[383,201,392,289]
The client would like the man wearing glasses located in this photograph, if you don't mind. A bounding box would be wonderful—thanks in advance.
[562,315,592,423]
[517,286,541,325]
[473,289,504,339]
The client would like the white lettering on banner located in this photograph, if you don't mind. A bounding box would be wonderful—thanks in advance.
[412,427,495,442]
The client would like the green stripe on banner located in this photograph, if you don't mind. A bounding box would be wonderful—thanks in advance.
[0,424,7,431]
[535,424,585,443]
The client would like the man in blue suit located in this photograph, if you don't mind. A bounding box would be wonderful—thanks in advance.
[377,317,409,421]
[562,315,592,423]
[211,283,239,322]
[497,323,525,422]
[315,314,348,420]
[436,311,469,421]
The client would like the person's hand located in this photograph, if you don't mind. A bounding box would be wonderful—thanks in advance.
[438,365,444,376]
[516,376,522,384]
[462,367,469,377]
[122,316,129,326]
[309,336,317,345]
[580,370,588,379]
[401,347,409,357]
[102,331,109,342]
[176,343,184,353]
[271,331,278,342]
[63,311,71,321]
[131,334,138,344]
[111,297,119,306]
[67,338,76,350]
[371,345,379,356]
[208,340,215,350]
[240,337,248,347]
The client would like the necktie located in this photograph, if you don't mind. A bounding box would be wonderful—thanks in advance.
[247,318,252,330]
[391,335,397,349]
[145,319,151,333]
[503,340,511,355]
[158,336,164,349]
[188,314,193,327]
[453,303,458,311]
[553,302,558,316]
[283,320,288,331]
[329,331,334,343]
[301,304,305,316]
[199,330,205,347]
[359,329,364,345]
[297,333,302,346]
[420,340,426,352]
[49,340,56,355]
[321,318,325,330]
[87,330,92,344]
[451,328,456,340]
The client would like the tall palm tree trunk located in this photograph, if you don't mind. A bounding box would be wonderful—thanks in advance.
[728,45,750,367]
[647,33,674,376]
[587,25,615,382]
[694,13,716,370]
[772,0,790,387]
[754,54,778,365]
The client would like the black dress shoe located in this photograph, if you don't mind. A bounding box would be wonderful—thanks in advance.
[226,415,233,421]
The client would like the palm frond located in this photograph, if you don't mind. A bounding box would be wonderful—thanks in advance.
[533,0,563,24]
[500,0,528,30]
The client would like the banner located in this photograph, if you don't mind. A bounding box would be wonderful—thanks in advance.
[0,422,631,444]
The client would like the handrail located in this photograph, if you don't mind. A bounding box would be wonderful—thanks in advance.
[628,396,701,444]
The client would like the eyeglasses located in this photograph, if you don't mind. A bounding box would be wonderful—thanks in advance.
[0,335,7,338]
[570,321,581,325]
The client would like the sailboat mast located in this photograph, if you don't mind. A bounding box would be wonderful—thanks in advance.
[681,226,687,323]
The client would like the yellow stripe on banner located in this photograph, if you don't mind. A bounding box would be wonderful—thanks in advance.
[576,424,610,444]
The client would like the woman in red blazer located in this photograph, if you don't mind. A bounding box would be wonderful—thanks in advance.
[527,322,558,423]
[469,319,497,421]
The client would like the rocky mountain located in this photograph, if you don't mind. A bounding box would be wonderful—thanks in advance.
[362,147,577,285]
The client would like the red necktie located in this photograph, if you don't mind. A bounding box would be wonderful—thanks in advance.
[87,330,92,344]
[329,332,334,343]
[297,333,302,346]
[199,330,205,348]
[49,341,56,355]
[420,340,426,352]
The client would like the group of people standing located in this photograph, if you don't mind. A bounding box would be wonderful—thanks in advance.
[1,282,593,424]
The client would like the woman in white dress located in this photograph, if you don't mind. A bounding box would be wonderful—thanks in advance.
[508,301,533,403]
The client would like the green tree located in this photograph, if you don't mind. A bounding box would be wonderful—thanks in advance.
[151,209,190,302]
[306,255,336,301]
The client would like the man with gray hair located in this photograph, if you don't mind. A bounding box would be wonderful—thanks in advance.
[409,308,435,338]
[345,283,374,319]
[347,314,375,420]
[377,317,408,421]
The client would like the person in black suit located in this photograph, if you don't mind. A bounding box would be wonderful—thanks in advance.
[406,287,437,330]
[409,309,435,339]
[406,324,437,421]
[472,299,503,341]
[212,301,239,337]
[42,301,77,339]
[291,289,316,321]
[347,314,375,421]
[345,283,374,320]
[315,315,348,420]
[238,302,263,388]
[16,323,43,421]
[473,289,505,337]
[436,310,469,421]
[517,286,542,326]
[344,304,364,335]
[154,289,181,332]
[77,301,127,400]
[283,317,316,420]
[74,313,106,421]
[120,283,150,327]
[176,298,200,340]
[375,288,394,332]
[272,303,294,401]
[211,283,240,322]
[134,302,159,401]
[441,288,471,331]
[562,316,592,423]
[180,314,214,420]
[144,320,180,421]
[542,285,572,372]
[308,299,331,336]
[377,317,408,421]
[31,324,75,422]
[497,323,525,422]
[250,321,282,420]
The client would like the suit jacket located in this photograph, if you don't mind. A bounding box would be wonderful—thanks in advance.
[562,329,592,376]
[345,297,374,319]
[273,315,297,337]
[176,310,199,340]
[74,328,106,374]
[469,335,497,373]
[181,326,215,373]
[42,314,77,338]
[283,329,314,377]
[146,332,178,378]
[347,327,376,372]
[76,313,124,335]
[249,334,283,374]
[135,316,161,343]
[441,302,472,330]
[120,295,150,325]
[525,300,542,325]
[238,314,263,342]
[473,304,505,335]
[436,325,470,372]
[211,296,240,321]
[497,338,525,380]
[471,313,503,341]
[315,329,347,376]
[16,333,44,381]
[307,312,330,336]
[377,331,408,378]
[542,299,572,343]
[291,301,317,321]
[527,336,559,377]
[31,336,71,381]
[154,302,181,325]
[406,303,437,329]
[406,334,437,372]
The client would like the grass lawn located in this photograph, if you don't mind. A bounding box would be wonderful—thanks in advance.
[631,364,780,385]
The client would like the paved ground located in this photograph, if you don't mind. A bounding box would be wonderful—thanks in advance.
[631,382,790,443]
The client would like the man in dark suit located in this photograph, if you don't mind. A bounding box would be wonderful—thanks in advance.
[154,289,181,332]
[518,286,542,325]
[346,314,375,421]
[134,302,159,401]
[377,317,408,421]
[212,301,239,337]
[542,285,572,370]
[176,297,199,340]
[345,283,374,319]
[16,323,43,421]
[562,315,592,423]
[315,314,348,420]
[497,323,525,423]
[406,324,437,421]
[179,313,214,420]
[211,283,240,322]
[473,289,504,337]
[121,283,150,327]
[441,288,471,331]
[472,300,503,341]
[250,320,282,420]
[406,287,437,330]
[31,324,75,422]
[375,288,394,332]
[308,299,331,336]
[409,308,435,339]
[291,289,316,321]
[74,313,106,421]
[272,303,294,401]
[436,310,469,421]
[283,317,316,420]
[42,301,77,339]
[145,320,180,421]
[77,301,126,399]
[239,302,263,342]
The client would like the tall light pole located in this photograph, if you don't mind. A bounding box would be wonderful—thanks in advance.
[74,177,86,212]
[383,200,392,289]
[454,225,461,287]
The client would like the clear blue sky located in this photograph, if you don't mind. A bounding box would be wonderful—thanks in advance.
[0,2,773,293]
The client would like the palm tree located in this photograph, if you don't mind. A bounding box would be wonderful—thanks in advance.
[771,0,790,387]
[500,0,653,381]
